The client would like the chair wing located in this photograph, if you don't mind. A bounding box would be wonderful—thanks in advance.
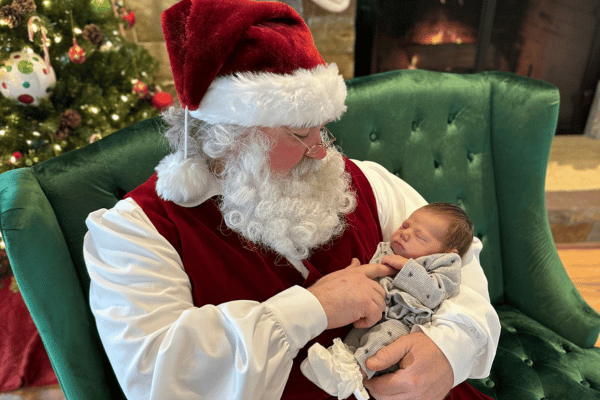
[0,117,169,399]
[0,168,125,399]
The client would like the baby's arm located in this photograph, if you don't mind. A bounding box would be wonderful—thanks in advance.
[391,254,461,309]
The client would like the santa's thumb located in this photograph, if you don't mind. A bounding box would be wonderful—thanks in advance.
[365,339,410,371]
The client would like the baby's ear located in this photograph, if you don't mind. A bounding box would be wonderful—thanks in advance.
[449,248,459,254]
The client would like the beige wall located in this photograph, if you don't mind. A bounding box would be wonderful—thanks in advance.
[126,0,356,103]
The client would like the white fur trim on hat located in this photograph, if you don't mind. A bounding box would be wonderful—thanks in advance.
[189,63,347,128]
[155,152,221,207]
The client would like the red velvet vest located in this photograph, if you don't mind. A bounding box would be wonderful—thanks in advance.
[126,158,383,399]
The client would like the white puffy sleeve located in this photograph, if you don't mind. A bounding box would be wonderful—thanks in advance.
[83,198,327,400]
[352,159,501,386]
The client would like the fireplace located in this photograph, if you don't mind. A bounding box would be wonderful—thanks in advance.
[400,7,479,72]
[355,0,600,134]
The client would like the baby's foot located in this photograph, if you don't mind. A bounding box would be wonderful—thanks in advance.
[300,338,369,400]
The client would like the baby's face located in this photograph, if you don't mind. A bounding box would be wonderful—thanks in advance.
[389,209,450,259]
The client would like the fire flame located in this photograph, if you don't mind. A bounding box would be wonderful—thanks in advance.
[422,28,465,45]
[410,11,476,45]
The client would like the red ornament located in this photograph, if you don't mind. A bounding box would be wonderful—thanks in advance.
[17,95,35,104]
[68,39,86,64]
[132,80,148,98]
[121,10,136,28]
[151,91,174,110]
[12,151,22,160]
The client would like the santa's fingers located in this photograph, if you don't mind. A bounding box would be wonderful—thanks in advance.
[359,262,397,280]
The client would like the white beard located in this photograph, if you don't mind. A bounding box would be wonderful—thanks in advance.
[216,133,357,263]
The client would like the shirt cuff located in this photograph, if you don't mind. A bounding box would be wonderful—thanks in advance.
[265,285,328,356]
[413,322,480,387]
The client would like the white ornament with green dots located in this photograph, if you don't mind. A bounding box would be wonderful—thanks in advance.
[0,16,56,106]
[0,49,56,106]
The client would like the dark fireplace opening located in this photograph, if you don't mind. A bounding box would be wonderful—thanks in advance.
[372,1,478,72]
[355,0,600,134]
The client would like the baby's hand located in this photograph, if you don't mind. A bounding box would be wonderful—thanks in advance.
[360,367,367,379]
[380,254,409,270]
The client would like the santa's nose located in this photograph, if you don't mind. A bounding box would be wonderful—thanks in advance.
[304,129,327,159]
[305,144,327,159]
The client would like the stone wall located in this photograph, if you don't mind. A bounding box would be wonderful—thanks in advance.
[125,0,356,103]
[303,0,356,80]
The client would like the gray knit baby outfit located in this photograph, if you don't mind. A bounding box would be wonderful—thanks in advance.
[344,242,462,378]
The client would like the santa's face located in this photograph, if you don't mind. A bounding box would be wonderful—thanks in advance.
[189,120,355,263]
[259,126,327,175]
[215,129,355,262]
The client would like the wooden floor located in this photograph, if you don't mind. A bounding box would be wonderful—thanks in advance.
[0,385,64,400]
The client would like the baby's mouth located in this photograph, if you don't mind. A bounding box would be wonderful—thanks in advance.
[391,240,404,254]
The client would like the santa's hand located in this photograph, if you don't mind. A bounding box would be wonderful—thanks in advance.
[380,254,409,270]
[308,258,396,330]
[363,332,453,400]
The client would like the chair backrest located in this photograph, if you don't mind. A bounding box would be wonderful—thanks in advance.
[329,70,559,307]
[0,70,561,399]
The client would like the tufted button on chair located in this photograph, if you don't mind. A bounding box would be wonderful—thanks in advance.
[1,70,599,399]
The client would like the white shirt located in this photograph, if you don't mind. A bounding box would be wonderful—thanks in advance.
[83,159,500,400]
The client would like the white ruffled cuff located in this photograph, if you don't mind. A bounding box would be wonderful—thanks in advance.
[300,338,369,400]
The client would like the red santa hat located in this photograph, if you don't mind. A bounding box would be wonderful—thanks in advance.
[161,0,347,128]
[155,0,347,205]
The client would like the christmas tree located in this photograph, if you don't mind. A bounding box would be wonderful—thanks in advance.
[0,0,171,173]
[0,0,172,285]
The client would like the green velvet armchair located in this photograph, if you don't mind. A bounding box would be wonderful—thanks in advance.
[1,70,599,399]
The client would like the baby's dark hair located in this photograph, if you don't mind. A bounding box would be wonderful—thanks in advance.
[420,202,474,257]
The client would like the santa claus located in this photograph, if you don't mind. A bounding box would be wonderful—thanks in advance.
[83,0,500,399]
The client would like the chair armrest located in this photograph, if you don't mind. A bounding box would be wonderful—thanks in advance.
[0,168,124,399]
[486,71,600,348]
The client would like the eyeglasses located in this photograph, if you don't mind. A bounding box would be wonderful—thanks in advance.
[282,126,336,157]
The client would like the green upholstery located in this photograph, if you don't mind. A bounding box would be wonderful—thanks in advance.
[0,118,168,399]
[1,70,599,399]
